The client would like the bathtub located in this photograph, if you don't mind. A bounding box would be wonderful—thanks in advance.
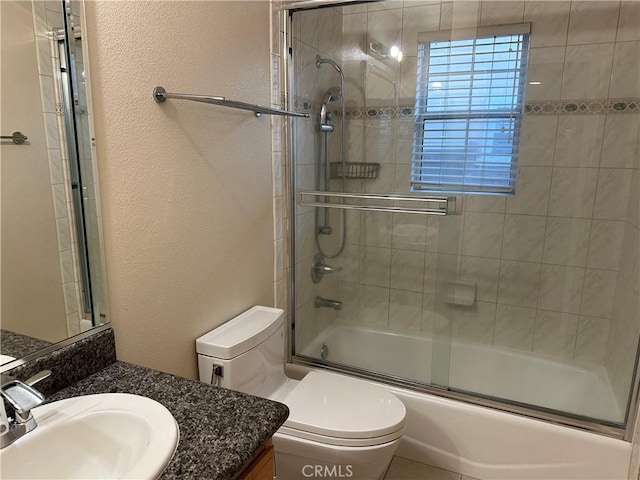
[293,322,632,480]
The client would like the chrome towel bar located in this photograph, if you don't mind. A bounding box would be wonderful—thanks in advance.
[1,132,28,145]
[297,190,462,216]
[153,86,309,118]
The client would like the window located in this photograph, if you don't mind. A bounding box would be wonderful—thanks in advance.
[411,24,530,195]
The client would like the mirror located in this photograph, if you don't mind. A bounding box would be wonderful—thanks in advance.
[1,0,108,365]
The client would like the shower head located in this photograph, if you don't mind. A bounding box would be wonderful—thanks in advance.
[318,86,342,132]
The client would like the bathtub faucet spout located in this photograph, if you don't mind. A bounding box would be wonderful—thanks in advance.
[315,296,343,311]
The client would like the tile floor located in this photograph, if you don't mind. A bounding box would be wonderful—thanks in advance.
[384,456,481,480]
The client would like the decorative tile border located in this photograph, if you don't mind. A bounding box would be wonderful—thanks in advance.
[293,96,319,114]
[525,99,640,115]
[294,96,640,119]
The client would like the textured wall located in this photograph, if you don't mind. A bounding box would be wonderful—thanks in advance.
[85,1,274,379]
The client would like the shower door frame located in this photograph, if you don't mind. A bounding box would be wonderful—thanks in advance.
[282,1,640,442]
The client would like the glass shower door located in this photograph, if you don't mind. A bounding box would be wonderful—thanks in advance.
[288,0,639,431]
[290,4,459,389]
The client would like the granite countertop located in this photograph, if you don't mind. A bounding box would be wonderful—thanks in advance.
[1,329,53,360]
[47,361,289,480]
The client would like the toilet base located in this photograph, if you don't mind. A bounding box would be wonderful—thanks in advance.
[272,431,401,480]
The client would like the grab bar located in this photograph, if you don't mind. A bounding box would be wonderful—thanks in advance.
[1,132,28,145]
[297,191,462,216]
[153,87,309,118]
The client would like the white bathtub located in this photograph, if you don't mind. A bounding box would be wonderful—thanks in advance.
[294,322,632,480]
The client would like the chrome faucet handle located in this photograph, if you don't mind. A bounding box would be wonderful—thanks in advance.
[1,370,50,448]
[311,254,343,283]
[24,370,52,387]
[1,371,50,419]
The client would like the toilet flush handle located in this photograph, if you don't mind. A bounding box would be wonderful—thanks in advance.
[210,365,224,387]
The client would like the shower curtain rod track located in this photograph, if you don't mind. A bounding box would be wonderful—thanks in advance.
[153,86,309,118]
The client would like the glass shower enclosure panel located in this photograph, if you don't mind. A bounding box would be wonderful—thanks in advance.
[289,0,640,430]
[291,4,459,392]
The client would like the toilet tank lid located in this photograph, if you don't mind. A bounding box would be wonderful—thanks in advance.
[196,306,284,359]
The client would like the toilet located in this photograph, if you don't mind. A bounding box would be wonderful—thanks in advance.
[196,306,406,480]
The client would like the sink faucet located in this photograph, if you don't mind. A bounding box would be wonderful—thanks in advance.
[1,370,51,449]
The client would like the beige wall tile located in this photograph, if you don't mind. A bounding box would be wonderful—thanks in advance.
[498,260,541,308]
[462,212,505,258]
[553,115,605,168]
[533,310,579,358]
[587,220,625,271]
[538,264,585,314]
[389,289,423,331]
[575,316,610,363]
[452,301,496,344]
[524,0,571,48]
[593,168,633,221]
[610,41,640,98]
[440,1,480,30]
[525,46,565,101]
[543,217,591,267]
[501,214,546,262]
[402,4,441,57]
[459,256,500,302]
[392,213,429,251]
[358,284,391,325]
[519,115,558,167]
[360,246,392,287]
[362,211,393,247]
[581,268,618,318]
[548,167,598,218]
[480,0,524,26]
[494,303,536,350]
[561,43,614,100]
[391,249,426,291]
[600,114,640,170]
[506,166,552,215]
[567,1,620,45]
[617,1,640,42]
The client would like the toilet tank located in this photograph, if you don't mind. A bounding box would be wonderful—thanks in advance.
[196,306,286,397]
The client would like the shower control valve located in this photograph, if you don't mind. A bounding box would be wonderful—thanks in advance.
[311,254,343,283]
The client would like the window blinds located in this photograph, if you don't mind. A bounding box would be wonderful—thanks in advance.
[411,25,530,194]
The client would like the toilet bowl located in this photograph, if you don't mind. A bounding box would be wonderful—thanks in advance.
[196,306,406,480]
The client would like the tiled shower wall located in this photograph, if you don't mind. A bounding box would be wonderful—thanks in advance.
[286,1,640,375]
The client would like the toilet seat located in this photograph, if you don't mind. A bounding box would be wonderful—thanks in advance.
[276,425,404,447]
[279,371,406,447]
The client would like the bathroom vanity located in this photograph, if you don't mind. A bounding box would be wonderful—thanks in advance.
[2,328,288,480]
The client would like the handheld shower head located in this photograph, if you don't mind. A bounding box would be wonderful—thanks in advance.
[322,86,342,105]
[318,86,342,132]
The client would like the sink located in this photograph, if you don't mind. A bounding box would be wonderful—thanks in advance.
[0,354,15,364]
[0,393,179,479]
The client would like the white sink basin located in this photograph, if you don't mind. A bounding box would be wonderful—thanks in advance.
[0,354,16,364]
[0,393,179,479]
